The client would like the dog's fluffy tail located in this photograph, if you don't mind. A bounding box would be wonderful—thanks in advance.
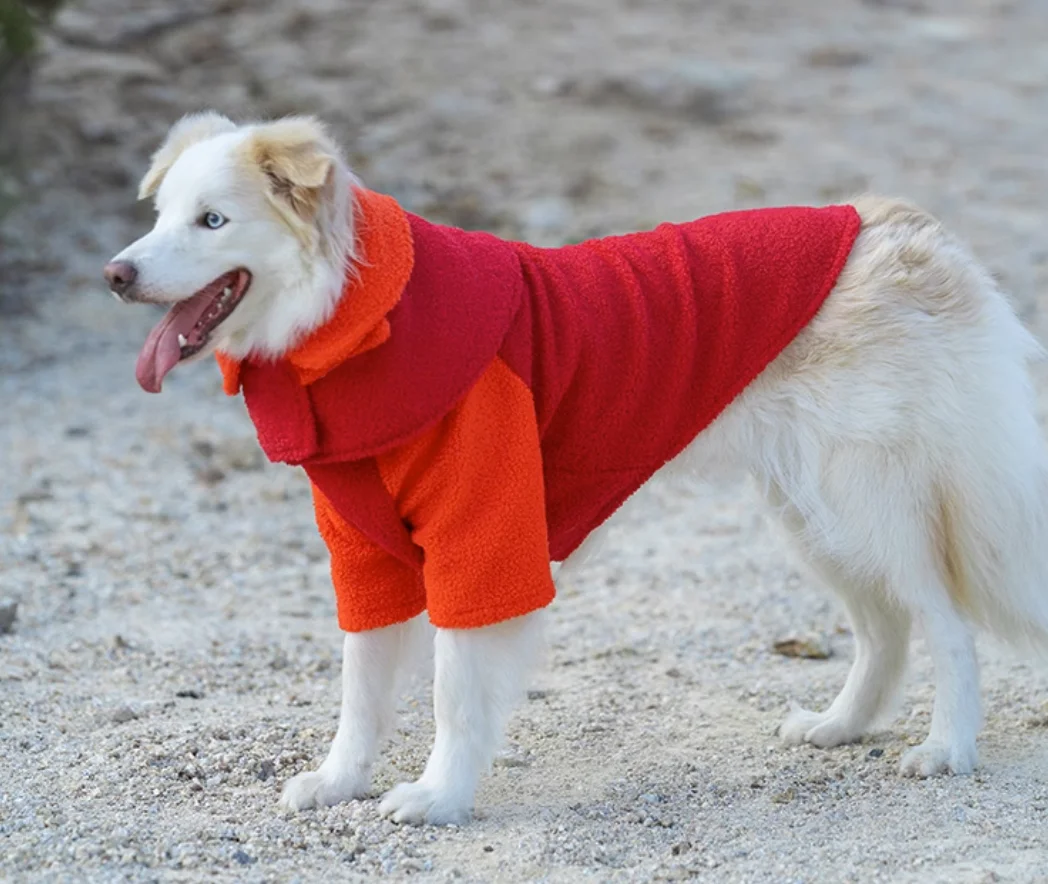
[934,279,1048,654]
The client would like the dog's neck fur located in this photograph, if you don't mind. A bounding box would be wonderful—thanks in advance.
[217,167,360,362]
[215,187,417,394]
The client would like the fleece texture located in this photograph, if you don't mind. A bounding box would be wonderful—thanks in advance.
[219,190,861,631]
[503,206,861,558]
[310,357,555,630]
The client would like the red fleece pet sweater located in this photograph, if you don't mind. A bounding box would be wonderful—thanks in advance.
[218,190,861,632]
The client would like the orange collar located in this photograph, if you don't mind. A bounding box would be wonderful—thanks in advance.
[216,188,415,394]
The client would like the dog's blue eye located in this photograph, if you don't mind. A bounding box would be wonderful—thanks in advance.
[201,211,227,230]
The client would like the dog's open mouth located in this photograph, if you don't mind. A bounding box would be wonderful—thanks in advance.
[135,269,251,393]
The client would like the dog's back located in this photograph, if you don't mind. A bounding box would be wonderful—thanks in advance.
[508,204,861,557]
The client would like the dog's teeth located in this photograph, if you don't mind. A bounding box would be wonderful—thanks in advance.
[178,334,188,347]
[222,287,232,297]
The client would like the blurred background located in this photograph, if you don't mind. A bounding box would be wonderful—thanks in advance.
[3,1,1048,880]
[3,0,1048,319]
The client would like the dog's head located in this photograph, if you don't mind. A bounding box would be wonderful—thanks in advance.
[106,112,356,393]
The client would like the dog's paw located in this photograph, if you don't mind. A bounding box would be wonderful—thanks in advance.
[279,767,369,812]
[378,781,472,826]
[899,740,977,778]
[779,706,827,745]
[779,704,864,748]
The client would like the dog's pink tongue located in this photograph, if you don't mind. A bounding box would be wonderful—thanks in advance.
[135,291,213,393]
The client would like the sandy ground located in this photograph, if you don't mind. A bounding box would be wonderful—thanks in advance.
[4,0,1048,880]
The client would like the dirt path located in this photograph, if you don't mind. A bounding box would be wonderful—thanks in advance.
[3,1,1048,881]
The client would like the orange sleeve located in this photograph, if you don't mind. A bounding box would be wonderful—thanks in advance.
[376,357,556,629]
[312,484,426,632]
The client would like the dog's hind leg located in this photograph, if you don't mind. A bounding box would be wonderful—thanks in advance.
[780,578,911,748]
[379,609,545,825]
[897,573,980,776]
[769,445,981,773]
[280,614,428,811]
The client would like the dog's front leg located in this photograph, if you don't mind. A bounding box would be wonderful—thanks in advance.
[379,610,544,825]
[280,615,426,811]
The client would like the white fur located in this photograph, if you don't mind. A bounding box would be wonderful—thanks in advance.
[378,612,546,824]
[280,614,430,811]
[114,115,1048,825]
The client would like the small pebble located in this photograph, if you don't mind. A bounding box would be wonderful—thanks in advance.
[0,600,17,635]
[110,705,138,724]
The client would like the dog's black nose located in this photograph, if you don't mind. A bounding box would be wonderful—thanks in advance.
[104,261,137,299]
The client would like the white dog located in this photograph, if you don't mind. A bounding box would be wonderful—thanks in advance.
[107,112,1048,825]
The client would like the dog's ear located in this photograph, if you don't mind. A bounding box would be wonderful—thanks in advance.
[241,117,339,222]
[138,111,237,201]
